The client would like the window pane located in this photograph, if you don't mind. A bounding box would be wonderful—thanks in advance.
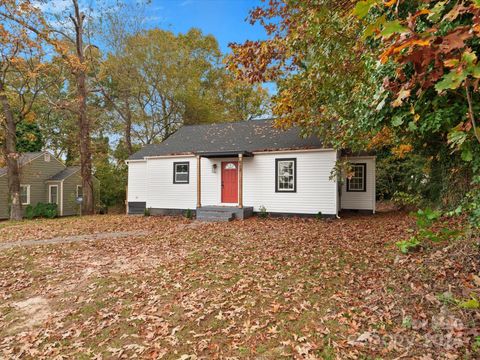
[348,164,365,191]
[176,173,189,182]
[277,160,295,191]
[176,164,188,173]
[174,163,189,183]
[77,186,83,197]
[50,186,58,204]
[20,186,28,204]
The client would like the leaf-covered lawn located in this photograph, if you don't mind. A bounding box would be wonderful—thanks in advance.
[0,213,478,359]
[0,215,189,243]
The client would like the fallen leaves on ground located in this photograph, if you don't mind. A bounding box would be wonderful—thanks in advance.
[0,215,188,243]
[0,212,478,359]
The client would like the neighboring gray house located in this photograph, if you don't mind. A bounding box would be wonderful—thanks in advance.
[126,120,376,220]
[0,152,87,219]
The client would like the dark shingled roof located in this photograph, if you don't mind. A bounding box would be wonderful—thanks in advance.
[0,152,45,176]
[48,166,80,181]
[129,120,325,160]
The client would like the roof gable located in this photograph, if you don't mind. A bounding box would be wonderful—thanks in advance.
[0,152,54,177]
[129,120,325,160]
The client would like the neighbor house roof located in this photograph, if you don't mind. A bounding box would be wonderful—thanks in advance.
[48,166,81,181]
[128,120,326,160]
[0,152,45,177]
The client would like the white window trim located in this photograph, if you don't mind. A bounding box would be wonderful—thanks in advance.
[76,185,83,198]
[347,163,367,192]
[49,184,59,204]
[20,184,31,205]
[276,158,297,193]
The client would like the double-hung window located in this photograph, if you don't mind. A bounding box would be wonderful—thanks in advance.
[275,158,296,192]
[173,162,189,184]
[347,163,366,192]
[49,185,59,204]
[20,185,30,205]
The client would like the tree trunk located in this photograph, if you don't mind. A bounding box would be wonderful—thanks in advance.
[72,0,94,215]
[125,98,133,155]
[0,81,22,220]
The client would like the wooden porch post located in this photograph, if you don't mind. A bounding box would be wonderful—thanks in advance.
[238,153,243,208]
[197,155,201,208]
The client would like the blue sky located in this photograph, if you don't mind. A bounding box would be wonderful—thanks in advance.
[139,0,268,54]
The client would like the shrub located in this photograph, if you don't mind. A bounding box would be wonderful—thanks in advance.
[396,208,462,254]
[392,191,422,210]
[184,208,193,219]
[396,237,421,254]
[25,203,58,219]
[315,211,323,220]
[144,207,151,217]
[24,205,35,220]
[258,205,268,219]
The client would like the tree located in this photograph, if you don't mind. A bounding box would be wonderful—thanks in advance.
[16,120,43,152]
[227,0,370,148]
[0,0,49,220]
[100,28,269,148]
[352,0,480,216]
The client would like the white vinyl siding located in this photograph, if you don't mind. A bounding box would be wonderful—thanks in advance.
[127,161,148,202]
[127,150,375,215]
[341,157,376,212]
[146,156,197,209]
[243,151,338,214]
[127,150,340,215]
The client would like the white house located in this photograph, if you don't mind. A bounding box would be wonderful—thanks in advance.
[126,120,375,220]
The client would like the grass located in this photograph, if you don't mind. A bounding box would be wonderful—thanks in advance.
[0,212,477,359]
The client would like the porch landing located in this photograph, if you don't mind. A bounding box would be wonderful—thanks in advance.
[196,206,254,222]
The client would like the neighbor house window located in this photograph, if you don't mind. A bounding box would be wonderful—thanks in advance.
[76,185,83,198]
[347,163,367,192]
[275,158,296,192]
[173,162,189,184]
[49,185,59,204]
[20,185,30,205]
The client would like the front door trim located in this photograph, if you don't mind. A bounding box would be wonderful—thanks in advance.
[221,161,239,204]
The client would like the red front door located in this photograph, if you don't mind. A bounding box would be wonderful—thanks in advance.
[221,161,238,203]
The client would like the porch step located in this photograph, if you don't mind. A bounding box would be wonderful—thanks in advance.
[196,208,236,222]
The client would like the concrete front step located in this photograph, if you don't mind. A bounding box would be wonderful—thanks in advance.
[196,209,235,222]
[196,206,254,222]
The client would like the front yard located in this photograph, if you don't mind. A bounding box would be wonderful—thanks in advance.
[0,213,478,359]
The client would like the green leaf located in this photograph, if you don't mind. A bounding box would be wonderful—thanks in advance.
[408,121,418,131]
[363,15,386,39]
[353,0,376,19]
[435,70,467,91]
[392,115,404,127]
[462,51,477,67]
[428,1,447,23]
[459,298,480,309]
[447,129,468,148]
[381,20,409,37]
[461,148,473,162]
[472,65,480,79]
